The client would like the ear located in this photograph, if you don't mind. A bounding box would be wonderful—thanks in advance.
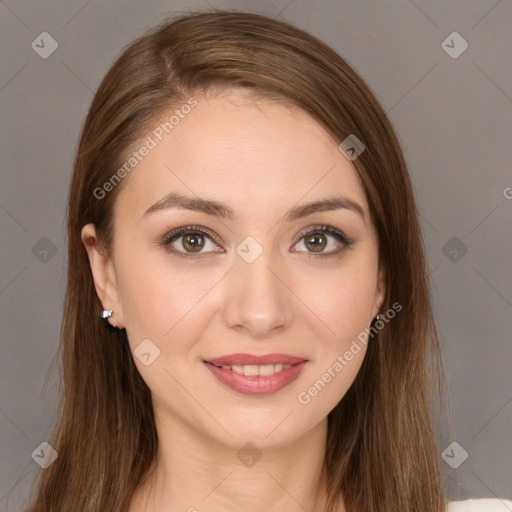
[372,263,386,318]
[81,223,125,329]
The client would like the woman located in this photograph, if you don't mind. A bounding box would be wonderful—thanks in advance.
[24,9,511,512]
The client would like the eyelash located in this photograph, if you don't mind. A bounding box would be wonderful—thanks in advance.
[157,224,356,260]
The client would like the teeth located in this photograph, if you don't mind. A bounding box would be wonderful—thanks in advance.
[222,363,291,376]
[231,364,244,374]
[258,364,277,376]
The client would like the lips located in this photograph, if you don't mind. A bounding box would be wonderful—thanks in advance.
[202,353,309,396]
[204,353,307,366]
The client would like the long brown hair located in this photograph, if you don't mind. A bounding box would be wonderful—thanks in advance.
[24,9,450,512]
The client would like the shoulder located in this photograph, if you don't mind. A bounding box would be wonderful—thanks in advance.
[447,499,512,511]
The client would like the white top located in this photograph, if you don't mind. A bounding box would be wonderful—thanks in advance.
[448,499,512,511]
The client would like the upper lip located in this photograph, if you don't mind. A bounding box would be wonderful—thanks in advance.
[204,353,307,366]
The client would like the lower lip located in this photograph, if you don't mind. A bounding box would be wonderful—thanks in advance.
[203,361,308,396]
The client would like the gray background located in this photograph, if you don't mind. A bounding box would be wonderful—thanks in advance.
[1,0,511,509]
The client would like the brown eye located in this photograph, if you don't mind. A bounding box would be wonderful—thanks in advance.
[160,225,223,259]
[304,233,327,252]
[292,225,355,256]
[180,232,205,252]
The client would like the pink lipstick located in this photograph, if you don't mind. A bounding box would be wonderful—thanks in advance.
[203,353,308,396]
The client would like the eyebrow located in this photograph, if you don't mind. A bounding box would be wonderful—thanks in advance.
[141,192,365,223]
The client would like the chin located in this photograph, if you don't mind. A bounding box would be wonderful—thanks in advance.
[202,412,308,452]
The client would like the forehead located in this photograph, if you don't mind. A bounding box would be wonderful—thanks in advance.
[115,91,370,223]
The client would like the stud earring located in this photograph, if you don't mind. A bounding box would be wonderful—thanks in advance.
[101,309,124,330]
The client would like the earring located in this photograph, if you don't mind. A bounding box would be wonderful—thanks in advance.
[101,309,124,330]
[375,313,381,321]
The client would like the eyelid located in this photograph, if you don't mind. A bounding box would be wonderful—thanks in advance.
[294,224,355,247]
[158,224,222,245]
[154,225,223,259]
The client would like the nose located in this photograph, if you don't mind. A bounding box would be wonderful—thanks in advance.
[222,248,293,338]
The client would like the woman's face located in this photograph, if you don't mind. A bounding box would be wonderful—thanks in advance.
[83,90,385,451]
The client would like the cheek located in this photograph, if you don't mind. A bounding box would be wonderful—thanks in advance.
[303,255,378,347]
[116,249,220,352]
[295,266,375,414]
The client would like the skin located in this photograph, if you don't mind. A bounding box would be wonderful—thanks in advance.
[82,89,385,512]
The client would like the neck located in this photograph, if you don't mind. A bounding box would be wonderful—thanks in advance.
[129,415,341,512]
